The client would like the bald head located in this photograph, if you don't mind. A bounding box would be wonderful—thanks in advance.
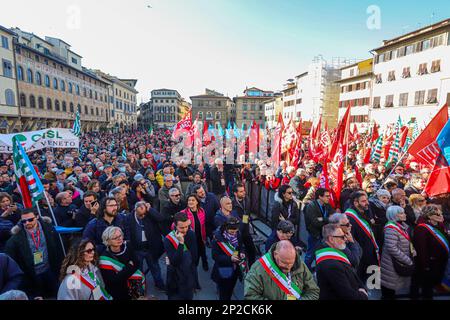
[274,240,296,274]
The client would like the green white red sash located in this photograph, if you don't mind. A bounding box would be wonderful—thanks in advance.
[217,241,235,256]
[79,272,112,300]
[384,221,410,241]
[345,209,380,264]
[217,241,248,273]
[259,252,302,300]
[99,256,146,292]
[418,224,449,254]
[315,247,351,266]
[166,231,187,251]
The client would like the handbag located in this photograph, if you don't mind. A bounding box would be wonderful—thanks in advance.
[218,267,234,279]
[392,257,415,277]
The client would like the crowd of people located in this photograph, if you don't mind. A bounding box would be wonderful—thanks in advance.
[0,128,449,301]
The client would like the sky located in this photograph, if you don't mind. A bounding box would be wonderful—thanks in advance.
[1,0,450,103]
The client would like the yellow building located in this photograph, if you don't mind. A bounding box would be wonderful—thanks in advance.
[10,27,110,131]
[234,87,274,129]
[0,26,19,132]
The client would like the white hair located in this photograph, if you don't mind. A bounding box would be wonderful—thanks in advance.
[386,205,404,222]
[102,226,123,247]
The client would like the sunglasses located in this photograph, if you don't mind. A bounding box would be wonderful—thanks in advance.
[340,223,351,228]
[286,192,293,195]
[171,194,181,197]
[332,235,346,240]
[83,248,95,254]
[21,217,36,224]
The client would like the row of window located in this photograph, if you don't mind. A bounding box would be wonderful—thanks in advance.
[154,99,176,104]
[15,65,108,102]
[374,34,447,64]
[375,60,441,84]
[197,100,223,107]
[17,46,107,89]
[339,98,371,108]
[243,104,265,111]
[154,106,176,113]
[243,113,264,121]
[197,111,222,120]
[115,99,136,113]
[341,81,370,93]
[115,88,135,102]
[154,115,178,122]
[18,93,105,117]
[351,115,369,123]
[373,89,439,108]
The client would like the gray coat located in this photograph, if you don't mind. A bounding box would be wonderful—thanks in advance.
[380,222,413,291]
[57,265,107,300]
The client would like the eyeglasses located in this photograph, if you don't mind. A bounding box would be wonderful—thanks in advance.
[417,199,426,203]
[111,235,123,241]
[432,213,443,217]
[106,204,118,207]
[340,223,351,228]
[286,192,293,195]
[171,194,181,197]
[332,235,346,240]
[21,217,36,224]
[83,248,95,254]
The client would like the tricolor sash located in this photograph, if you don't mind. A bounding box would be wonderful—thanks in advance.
[79,272,112,300]
[259,253,302,300]
[166,231,187,251]
[315,247,351,266]
[345,209,380,264]
[418,224,449,254]
[384,221,410,241]
[99,256,146,292]
[217,241,248,274]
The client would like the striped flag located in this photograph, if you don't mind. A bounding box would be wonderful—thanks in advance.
[72,111,81,137]
[122,148,127,160]
[12,136,44,208]
[387,126,401,166]
[371,135,383,162]
[148,125,153,136]
[412,120,420,140]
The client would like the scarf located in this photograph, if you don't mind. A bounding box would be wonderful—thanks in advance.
[370,197,387,210]
[223,231,239,249]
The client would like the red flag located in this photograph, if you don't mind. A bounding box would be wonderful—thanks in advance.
[372,122,380,142]
[329,104,351,162]
[329,143,345,206]
[354,165,363,186]
[399,126,409,148]
[363,146,371,164]
[408,104,448,166]
[425,154,450,197]
[272,113,285,168]
[291,121,304,169]
[172,112,192,140]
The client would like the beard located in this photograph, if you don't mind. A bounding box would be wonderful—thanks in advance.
[105,210,117,217]
[338,243,347,251]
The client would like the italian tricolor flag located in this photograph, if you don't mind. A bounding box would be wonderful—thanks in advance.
[12,135,44,208]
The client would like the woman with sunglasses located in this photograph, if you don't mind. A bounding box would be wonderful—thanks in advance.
[58,239,111,300]
[411,204,449,299]
[271,185,300,234]
[409,194,427,223]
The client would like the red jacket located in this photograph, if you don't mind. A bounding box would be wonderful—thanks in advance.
[181,208,206,242]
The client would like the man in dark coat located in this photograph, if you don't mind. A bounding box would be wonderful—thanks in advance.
[82,197,128,252]
[304,188,335,271]
[231,183,257,266]
[160,188,186,235]
[210,159,227,196]
[74,191,99,229]
[54,191,78,227]
[5,209,64,299]
[315,224,368,300]
[345,191,380,282]
[0,253,24,294]
[126,201,165,290]
[194,185,220,240]
[391,188,416,227]
[164,212,198,300]
[404,174,425,198]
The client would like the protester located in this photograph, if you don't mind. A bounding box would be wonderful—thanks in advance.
[194,185,220,241]
[211,216,247,300]
[164,212,198,300]
[380,206,415,300]
[265,220,303,253]
[160,188,185,235]
[369,189,391,243]
[5,209,64,299]
[0,252,24,294]
[99,226,145,300]
[244,240,319,300]
[409,194,427,223]
[271,185,300,231]
[412,204,449,300]
[315,224,368,300]
[58,239,110,300]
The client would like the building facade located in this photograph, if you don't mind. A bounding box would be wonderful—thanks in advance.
[264,93,283,129]
[151,89,182,128]
[234,87,274,129]
[336,59,374,132]
[11,28,110,132]
[190,89,234,128]
[281,56,345,130]
[370,19,450,129]
[0,26,19,132]
[138,101,153,130]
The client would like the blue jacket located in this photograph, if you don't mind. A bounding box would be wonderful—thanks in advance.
[211,229,245,283]
[0,253,24,294]
[125,209,165,260]
[200,192,220,237]
[82,213,129,252]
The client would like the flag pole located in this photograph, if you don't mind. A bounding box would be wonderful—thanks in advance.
[42,192,67,256]
[381,151,409,186]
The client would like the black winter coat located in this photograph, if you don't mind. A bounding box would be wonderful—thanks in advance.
[211,229,245,283]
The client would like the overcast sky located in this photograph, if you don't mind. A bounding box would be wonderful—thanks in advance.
[1,0,449,103]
